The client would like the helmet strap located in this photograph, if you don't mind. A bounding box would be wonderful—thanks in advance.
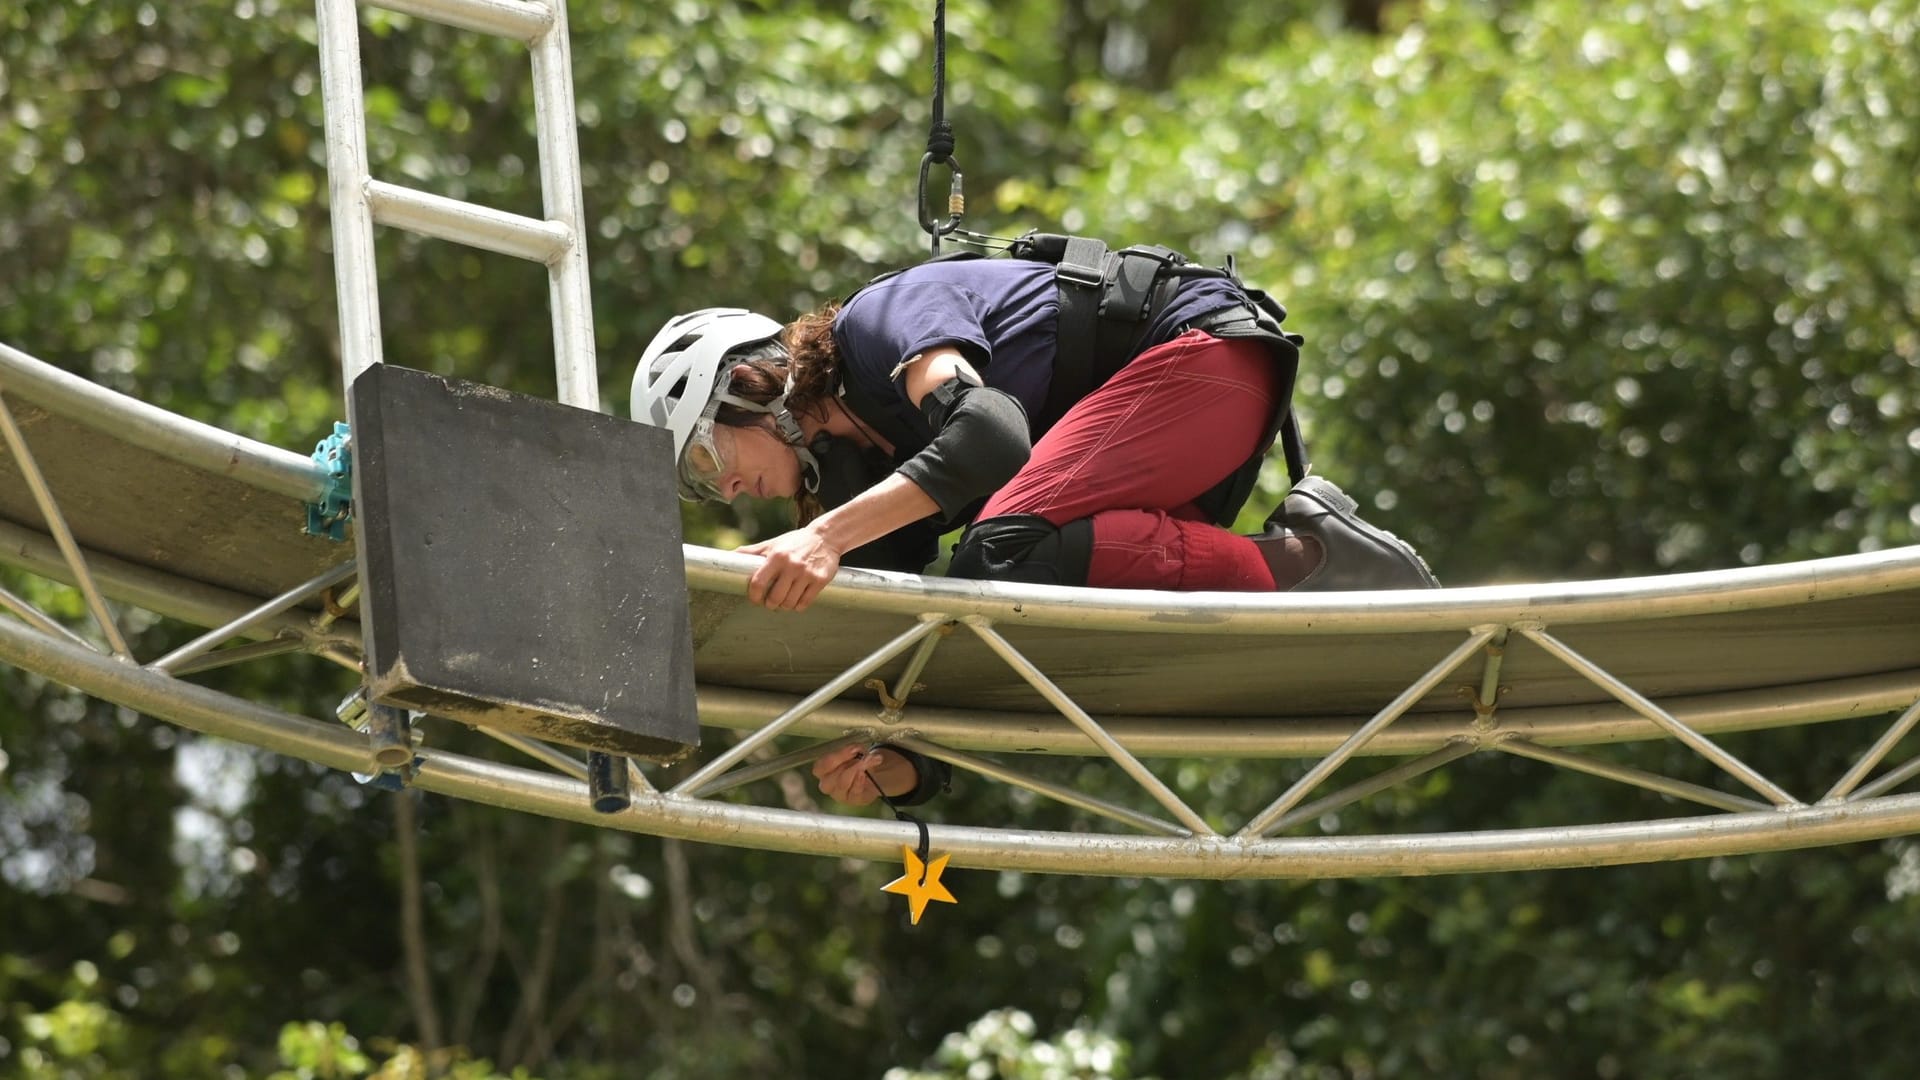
[707,383,821,495]
[765,393,821,493]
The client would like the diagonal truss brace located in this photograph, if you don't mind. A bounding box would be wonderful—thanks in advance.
[150,559,358,674]
[1854,753,1920,803]
[890,732,1188,836]
[687,733,870,801]
[1516,625,1801,807]
[963,615,1215,837]
[1495,738,1770,814]
[868,621,953,724]
[1825,694,1920,803]
[1254,740,1481,835]
[0,581,96,651]
[1237,627,1499,839]
[669,615,949,797]
[0,390,133,659]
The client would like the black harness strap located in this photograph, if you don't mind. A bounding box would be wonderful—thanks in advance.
[1055,235,1107,285]
[1031,236,1192,430]
[1046,236,1107,432]
[1103,245,1173,319]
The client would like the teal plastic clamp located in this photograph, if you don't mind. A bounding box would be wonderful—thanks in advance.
[306,421,353,541]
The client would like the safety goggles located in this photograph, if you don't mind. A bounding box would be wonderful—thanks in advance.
[678,411,738,502]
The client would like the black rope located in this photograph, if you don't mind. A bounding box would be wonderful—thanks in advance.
[916,0,963,252]
[926,0,954,164]
[867,744,933,884]
[884,802,934,884]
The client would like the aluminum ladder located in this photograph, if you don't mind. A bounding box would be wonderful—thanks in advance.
[313,0,649,809]
[314,0,598,408]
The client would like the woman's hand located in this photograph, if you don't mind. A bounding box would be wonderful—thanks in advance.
[811,744,920,806]
[739,473,941,612]
[739,525,843,612]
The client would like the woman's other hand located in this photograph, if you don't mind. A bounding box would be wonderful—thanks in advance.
[811,744,919,806]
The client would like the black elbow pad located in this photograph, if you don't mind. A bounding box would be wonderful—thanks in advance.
[895,378,1031,521]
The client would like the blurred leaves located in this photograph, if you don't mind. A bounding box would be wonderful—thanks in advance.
[1072,0,1920,580]
[886,1007,1140,1080]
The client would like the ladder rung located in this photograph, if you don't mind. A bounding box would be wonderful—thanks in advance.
[366,180,572,264]
[366,0,553,42]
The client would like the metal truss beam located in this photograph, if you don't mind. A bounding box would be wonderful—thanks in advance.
[9,612,1920,879]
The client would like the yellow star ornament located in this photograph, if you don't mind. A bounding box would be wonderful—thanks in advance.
[882,845,957,924]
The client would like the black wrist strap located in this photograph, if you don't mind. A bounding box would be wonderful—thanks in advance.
[880,744,952,807]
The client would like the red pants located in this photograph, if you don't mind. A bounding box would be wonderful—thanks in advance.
[977,330,1282,591]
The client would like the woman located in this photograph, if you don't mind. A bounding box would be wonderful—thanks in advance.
[634,242,1438,805]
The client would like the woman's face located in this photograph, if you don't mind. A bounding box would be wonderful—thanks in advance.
[701,418,803,503]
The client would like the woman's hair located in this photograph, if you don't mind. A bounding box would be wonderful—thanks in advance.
[779,303,841,407]
[711,301,840,424]
[710,301,842,522]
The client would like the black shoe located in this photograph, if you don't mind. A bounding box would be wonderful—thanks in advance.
[1257,476,1440,591]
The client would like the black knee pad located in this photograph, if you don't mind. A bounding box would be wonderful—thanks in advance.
[948,514,1093,587]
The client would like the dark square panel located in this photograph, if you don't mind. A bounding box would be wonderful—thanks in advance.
[351,364,696,760]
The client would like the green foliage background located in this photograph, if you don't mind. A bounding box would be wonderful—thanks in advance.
[2,0,1919,1077]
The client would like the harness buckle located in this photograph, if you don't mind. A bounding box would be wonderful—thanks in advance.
[1054,236,1108,288]
[1100,249,1171,322]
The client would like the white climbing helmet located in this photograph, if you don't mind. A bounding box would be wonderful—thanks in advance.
[631,307,819,501]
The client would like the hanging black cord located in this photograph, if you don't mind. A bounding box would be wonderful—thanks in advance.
[864,748,934,884]
[917,0,964,253]
[926,1,954,164]
[883,799,934,885]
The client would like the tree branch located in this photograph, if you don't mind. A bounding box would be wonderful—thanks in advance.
[394,791,445,1069]
[499,819,567,1069]
[449,809,503,1051]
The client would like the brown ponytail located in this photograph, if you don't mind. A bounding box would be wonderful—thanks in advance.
[710,301,842,421]
[780,302,842,408]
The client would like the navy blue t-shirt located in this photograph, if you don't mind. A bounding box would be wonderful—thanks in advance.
[831,257,1247,455]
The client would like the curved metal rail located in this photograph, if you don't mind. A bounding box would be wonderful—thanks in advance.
[4,340,1920,877]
